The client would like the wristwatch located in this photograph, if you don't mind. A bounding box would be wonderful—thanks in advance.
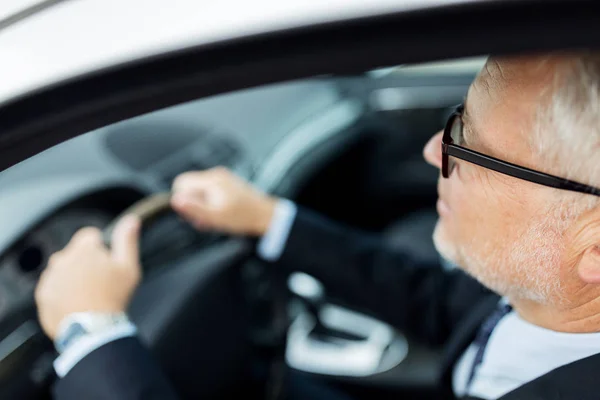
[54,312,131,354]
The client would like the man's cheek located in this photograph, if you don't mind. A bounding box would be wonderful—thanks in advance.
[452,197,487,243]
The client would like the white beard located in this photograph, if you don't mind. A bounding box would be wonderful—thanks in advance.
[433,215,565,305]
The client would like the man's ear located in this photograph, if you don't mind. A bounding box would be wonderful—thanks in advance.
[577,246,600,284]
[570,206,600,284]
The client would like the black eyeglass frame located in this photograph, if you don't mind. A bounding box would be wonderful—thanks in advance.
[441,106,600,197]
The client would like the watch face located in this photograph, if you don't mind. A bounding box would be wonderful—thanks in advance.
[56,322,88,353]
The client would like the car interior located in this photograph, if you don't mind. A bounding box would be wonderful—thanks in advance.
[0,57,486,399]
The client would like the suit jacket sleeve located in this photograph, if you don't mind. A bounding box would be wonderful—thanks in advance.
[53,337,179,400]
[276,207,492,346]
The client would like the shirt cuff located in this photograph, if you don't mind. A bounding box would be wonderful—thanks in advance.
[53,321,137,378]
[257,199,297,262]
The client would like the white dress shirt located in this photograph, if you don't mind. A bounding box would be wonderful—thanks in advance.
[53,320,137,378]
[256,199,298,261]
[453,308,600,399]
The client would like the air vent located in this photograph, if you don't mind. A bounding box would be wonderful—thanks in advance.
[104,120,208,171]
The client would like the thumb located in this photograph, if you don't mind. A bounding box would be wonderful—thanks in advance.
[111,214,141,267]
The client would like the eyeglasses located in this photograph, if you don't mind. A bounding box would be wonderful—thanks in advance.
[441,105,600,197]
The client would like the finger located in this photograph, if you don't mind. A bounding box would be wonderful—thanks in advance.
[173,183,227,211]
[47,252,62,267]
[172,167,230,192]
[110,214,141,267]
[69,227,103,248]
[210,166,230,178]
[172,171,209,192]
[171,193,216,225]
[34,268,48,302]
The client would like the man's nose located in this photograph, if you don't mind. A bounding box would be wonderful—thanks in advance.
[423,131,443,170]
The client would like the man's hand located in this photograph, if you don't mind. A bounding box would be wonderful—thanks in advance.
[35,215,141,341]
[171,167,277,236]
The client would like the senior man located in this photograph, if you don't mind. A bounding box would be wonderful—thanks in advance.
[36,53,600,400]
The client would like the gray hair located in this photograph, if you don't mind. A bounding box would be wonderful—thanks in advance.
[532,53,600,213]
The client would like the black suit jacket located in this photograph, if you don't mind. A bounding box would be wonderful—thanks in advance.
[53,208,600,400]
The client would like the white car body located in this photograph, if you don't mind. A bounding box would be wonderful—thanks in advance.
[0,0,479,106]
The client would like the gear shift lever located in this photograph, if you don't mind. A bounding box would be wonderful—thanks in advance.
[288,273,326,330]
[285,273,406,376]
[288,273,364,340]
[288,273,324,307]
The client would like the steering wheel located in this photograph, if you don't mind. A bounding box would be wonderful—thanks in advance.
[101,193,275,399]
[102,192,173,248]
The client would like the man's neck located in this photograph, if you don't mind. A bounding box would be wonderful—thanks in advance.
[511,296,600,333]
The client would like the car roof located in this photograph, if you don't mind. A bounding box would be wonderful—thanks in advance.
[0,0,480,106]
